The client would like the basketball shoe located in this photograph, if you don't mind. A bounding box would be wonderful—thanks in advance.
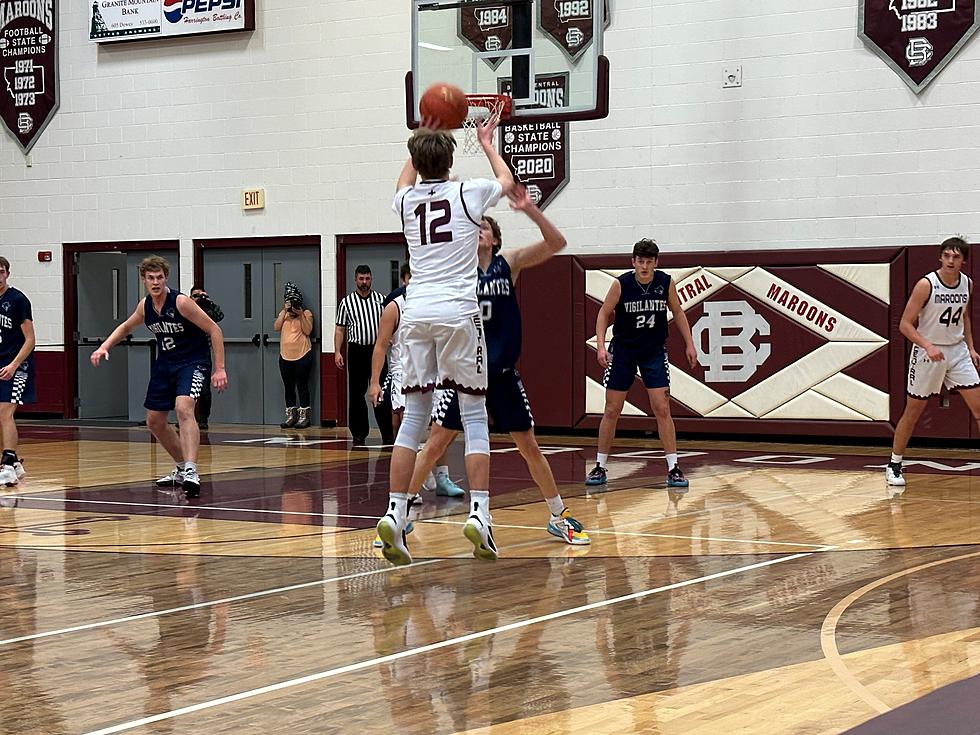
[885,462,905,487]
[374,494,421,548]
[667,465,689,488]
[0,465,18,487]
[585,463,607,486]
[182,468,201,499]
[435,473,465,498]
[546,508,591,545]
[13,458,25,479]
[376,498,413,566]
[463,508,498,561]
[155,466,185,487]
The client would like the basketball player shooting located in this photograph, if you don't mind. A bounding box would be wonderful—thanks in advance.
[375,111,515,565]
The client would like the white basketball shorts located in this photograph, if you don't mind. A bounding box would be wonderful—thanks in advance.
[907,341,980,398]
[400,315,488,395]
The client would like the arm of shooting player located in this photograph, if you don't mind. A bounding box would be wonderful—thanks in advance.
[369,302,399,407]
[501,186,567,280]
[476,115,516,197]
[177,294,228,391]
[667,280,698,369]
[91,301,145,367]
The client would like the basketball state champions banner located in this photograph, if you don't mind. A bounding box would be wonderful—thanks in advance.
[0,0,58,153]
[859,0,980,92]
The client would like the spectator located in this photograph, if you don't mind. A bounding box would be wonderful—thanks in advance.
[274,282,315,430]
[334,265,394,445]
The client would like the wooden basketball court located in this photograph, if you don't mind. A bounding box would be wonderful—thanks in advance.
[1,423,978,734]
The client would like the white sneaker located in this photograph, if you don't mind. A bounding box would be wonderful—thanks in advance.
[155,467,185,487]
[0,466,18,487]
[463,513,498,561]
[376,501,412,566]
[422,472,437,492]
[885,462,906,487]
[13,460,25,479]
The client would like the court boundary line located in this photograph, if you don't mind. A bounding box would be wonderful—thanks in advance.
[0,559,443,647]
[820,547,980,716]
[82,550,823,735]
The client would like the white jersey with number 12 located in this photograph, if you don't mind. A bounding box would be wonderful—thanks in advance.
[393,178,502,323]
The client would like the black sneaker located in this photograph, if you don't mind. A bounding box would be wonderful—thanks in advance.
[585,463,607,486]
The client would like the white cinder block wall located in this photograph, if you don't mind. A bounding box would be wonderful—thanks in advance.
[1,0,979,350]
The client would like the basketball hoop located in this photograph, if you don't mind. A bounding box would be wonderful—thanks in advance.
[460,94,512,155]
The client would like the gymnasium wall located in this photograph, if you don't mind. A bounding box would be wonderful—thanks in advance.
[1,1,979,420]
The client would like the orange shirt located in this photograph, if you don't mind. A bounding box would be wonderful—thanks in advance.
[280,313,312,361]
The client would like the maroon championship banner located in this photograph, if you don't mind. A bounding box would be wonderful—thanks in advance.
[538,0,609,62]
[859,0,980,93]
[458,3,513,70]
[499,73,569,210]
[0,0,58,153]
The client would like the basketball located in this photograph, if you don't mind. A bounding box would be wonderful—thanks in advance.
[419,82,469,129]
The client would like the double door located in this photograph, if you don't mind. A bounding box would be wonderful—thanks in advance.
[75,251,180,420]
[202,246,321,425]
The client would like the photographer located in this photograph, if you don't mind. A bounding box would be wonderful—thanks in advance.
[274,282,314,429]
[189,286,224,431]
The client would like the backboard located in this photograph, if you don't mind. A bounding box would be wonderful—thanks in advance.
[407,0,609,126]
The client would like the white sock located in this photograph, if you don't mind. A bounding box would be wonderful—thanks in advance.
[596,453,608,468]
[546,495,564,517]
[469,489,490,518]
[435,465,449,479]
[665,453,678,470]
[890,454,903,464]
[388,492,410,523]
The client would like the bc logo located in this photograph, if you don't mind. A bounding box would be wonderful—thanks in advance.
[693,301,771,383]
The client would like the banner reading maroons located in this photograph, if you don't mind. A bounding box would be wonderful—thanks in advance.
[859,0,980,93]
[0,0,58,153]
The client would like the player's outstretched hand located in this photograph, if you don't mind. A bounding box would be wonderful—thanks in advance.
[212,368,228,392]
[420,115,442,131]
[597,345,610,369]
[686,344,698,369]
[0,363,15,381]
[368,381,382,407]
[90,347,109,367]
[475,114,497,149]
[508,185,535,212]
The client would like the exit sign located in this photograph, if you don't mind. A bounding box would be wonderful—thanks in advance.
[242,189,265,210]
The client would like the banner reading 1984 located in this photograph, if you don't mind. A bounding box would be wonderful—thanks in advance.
[859,0,980,93]
[0,0,58,153]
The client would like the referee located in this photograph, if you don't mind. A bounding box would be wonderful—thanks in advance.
[334,265,394,445]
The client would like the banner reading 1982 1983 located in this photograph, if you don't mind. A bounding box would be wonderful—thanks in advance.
[859,0,980,93]
[89,0,254,42]
[0,0,58,153]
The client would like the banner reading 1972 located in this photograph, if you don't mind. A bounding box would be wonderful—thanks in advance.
[859,0,980,93]
[0,0,58,153]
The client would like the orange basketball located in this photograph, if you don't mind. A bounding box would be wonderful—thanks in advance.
[419,82,469,129]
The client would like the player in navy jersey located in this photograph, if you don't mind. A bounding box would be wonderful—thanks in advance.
[886,237,980,487]
[404,186,590,544]
[0,257,36,487]
[585,239,697,489]
[91,256,228,498]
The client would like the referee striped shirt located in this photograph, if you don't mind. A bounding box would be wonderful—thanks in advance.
[336,290,384,345]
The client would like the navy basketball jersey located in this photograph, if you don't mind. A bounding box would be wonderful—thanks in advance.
[478,254,521,372]
[612,270,671,351]
[0,287,32,364]
[143,289,210,364]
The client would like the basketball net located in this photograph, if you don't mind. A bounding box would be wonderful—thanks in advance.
[460,94,512,155]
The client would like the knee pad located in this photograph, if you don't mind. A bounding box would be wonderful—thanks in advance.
[394,392,432,450]
[458,392,490,456]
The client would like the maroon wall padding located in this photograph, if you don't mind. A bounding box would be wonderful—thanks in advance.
[512,245,979,440]
[20,351,65,415]
[517,256,576,427]
[320,353,339,426]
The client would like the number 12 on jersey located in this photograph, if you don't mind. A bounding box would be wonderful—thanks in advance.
[414,200,452,246]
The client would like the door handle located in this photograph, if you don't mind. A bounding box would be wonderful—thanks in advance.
[262,333,270,346]
[251,333,261,347]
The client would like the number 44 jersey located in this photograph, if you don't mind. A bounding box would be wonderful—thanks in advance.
[918,271,971,346]
[394,178,502,323]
